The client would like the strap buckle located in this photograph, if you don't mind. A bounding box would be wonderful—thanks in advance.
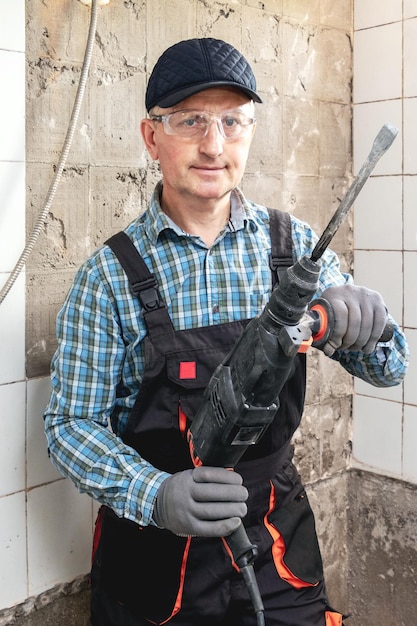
[130,277,161,312]
[269,254,293,283]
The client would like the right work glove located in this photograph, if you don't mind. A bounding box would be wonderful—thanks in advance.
[153,465,248,537]
[317,284,388,357]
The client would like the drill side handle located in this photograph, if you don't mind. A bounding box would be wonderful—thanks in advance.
[308,298,394,350]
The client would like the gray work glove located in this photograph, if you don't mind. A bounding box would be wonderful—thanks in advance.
[153,466,248,537]
[319,284,388,357]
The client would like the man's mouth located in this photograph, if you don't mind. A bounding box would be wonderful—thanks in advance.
[192,164,225,173]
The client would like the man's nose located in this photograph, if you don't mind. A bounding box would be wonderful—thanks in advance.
[199,119,225,155]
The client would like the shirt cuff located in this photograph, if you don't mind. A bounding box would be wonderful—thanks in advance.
[124,465,171,526]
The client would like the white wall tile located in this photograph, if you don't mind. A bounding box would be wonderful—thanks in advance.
[0,50,25,162]
[354,375,403,403]
[354,0,402,29]
[27,377,61,489]
[0,272,25,384]
[403,404,417,481]
[0,382,26,497]
[354,23,402,103]
[403,329,417,405]
[352,2,416,490]
[0,161,25,273]
[352,395,402,475]
[0,492,27,607]
[404,176,417,251]
[404,18,417,97]
[404,0,417,19]
[353,176,402,250]
[404,251,417,329]
[0,0,27,611]
[404,98,417,174]
[0,0,25,52]
[27,480,93,596]
[353,250,403,323]
[353,102,402,177]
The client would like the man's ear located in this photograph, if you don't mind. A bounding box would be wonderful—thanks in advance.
[140,118,159,160]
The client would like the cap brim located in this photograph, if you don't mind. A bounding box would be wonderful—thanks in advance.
[151,81,263,110]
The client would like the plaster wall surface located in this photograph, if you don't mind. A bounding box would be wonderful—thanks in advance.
[24,0,354,378]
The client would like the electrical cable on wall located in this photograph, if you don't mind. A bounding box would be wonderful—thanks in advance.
[0,0,100,306]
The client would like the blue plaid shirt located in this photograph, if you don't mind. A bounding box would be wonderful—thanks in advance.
[44,183,409,525]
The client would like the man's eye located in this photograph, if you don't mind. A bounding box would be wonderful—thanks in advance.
[223,117,239,127]
[182,115,205,127]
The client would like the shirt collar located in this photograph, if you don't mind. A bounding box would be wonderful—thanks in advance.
[143,181,259,245]
[229,187,259,233]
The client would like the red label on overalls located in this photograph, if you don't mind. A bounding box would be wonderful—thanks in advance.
[179,361,196,379]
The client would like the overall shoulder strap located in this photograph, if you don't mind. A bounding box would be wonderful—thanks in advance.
[105,231,174,335]
[267,208,293,285]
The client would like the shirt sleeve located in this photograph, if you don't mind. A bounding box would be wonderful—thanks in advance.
[290,215,409,387]
[329,316,409,387]
[44,258,170,526]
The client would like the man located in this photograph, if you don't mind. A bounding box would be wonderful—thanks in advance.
[44,38,409,626]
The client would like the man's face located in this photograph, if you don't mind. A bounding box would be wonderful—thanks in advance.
[141,88,256,208]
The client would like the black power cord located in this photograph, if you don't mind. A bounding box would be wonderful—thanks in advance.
[239,564,265,626]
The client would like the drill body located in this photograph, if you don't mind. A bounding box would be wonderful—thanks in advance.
[188,254,322,468]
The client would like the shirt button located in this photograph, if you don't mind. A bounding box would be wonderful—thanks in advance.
[213,305,220,314]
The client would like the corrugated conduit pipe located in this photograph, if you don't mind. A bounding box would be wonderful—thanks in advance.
[0,0,98,305]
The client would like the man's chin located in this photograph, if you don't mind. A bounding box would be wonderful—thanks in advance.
[193,179,235,200]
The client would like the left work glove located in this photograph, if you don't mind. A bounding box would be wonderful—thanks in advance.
[318,284,388,357]
[153,466,248,537]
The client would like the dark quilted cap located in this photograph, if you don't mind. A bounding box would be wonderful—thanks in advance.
[145,38,262,111]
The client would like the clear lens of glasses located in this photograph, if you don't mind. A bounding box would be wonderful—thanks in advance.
[151,108,256,139]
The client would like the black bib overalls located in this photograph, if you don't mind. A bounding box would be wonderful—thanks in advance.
[90,210,343,626]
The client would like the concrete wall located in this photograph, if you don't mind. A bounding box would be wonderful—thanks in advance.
[347,471,417,626]
[0,0,414,624]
